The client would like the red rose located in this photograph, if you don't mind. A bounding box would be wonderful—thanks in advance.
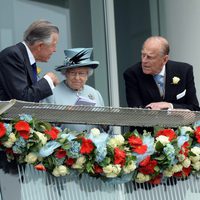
[35,164,46,171]
[65,158,75,166]
[44,127,59,140]
[156,129,177,141]
[139,155,151,167]
[149,174,162,185]
[139,159,157,175]
[0,122,6,138]
[80,138,95,154]
[93,164,103,174]
[194,126,200,143]
[15,121,30,140]
[128,135,143,147]
[56,148,67,159]
[114,147,126,167]
[174,166,191,177]
[133,144,147,154]
[179,142,190,156]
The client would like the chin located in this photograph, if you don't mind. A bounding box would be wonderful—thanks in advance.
[142,69,152,75]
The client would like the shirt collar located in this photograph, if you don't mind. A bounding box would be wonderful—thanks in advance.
[158,65,165,76]
[22,41,35,65]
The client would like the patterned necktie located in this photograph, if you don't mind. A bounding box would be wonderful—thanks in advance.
[154,74,164,96]
[32,63,37,83]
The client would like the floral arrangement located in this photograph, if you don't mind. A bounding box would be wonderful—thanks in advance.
[0,114,200,185]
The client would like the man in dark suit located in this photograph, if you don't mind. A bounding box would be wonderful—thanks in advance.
[0,19,60,199]
[0,19,60,102]
[124,36,200,111]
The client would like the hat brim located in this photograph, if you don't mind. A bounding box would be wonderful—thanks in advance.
[55,61,99,71]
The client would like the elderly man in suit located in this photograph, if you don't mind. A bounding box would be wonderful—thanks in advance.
[0,19,60,102]
[0,19,60,200]
[123,36,200,111]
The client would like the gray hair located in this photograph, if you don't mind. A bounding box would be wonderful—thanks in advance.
[23,19,59,46]
[143,36,170,56]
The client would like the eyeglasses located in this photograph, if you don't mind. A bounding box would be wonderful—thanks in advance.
[68,71,88,78]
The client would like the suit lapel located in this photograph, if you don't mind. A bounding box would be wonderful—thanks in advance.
[141,73,163,101]
[164,62,179,101]
[17,43,35,84]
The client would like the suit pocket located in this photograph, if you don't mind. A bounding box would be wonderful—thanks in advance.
[176,89,186,100]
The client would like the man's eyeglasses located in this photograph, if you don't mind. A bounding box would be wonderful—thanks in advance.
[68,71,88,78]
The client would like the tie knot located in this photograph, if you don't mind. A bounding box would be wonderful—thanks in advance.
[154,74,163,85]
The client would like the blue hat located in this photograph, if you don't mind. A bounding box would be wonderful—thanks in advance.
[55,48,99,71]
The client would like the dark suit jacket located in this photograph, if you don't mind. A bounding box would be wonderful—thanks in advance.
[0,42,52,102]
[123,60,200,111]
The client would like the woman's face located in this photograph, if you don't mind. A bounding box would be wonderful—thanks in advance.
[65,67,89,90]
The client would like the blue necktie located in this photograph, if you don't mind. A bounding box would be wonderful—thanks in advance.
[154,74,164,96]
[32,63,37,83]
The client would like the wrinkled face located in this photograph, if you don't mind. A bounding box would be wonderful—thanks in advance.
[34,32,59,62]
[141,40,168,75]
[65,67,89,90]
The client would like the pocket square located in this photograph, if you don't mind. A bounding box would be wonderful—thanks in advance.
[176,89,186,100]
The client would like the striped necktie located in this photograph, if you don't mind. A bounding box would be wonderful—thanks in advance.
[154,74,164,96]
[32,63,37,83]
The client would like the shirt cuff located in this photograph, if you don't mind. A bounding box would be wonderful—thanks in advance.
[44,75,55,90]
[168,103,174,110]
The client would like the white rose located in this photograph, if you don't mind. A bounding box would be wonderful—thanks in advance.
[135,173,150,183]
[172,76,180,84]
[191,146,200,156]
[52,167,60,177]
[156,135,170,145]
[103,164,121,178]
[72,156,86,169]
[58,165,69,176]
[76,156,86,165]
[172,164,183,173]
[90,128,100,137]
[103,164,113,174]
[35,131,48,145]
[25,152,38,164]
[190,155,200,163]
[182,158,191,168]
[3,141,13,148]
[163,168,174,177]
[52,165,69,177]
[112,165,121,175]
[114,135,125,146]
[123,160,137,174]
[107,138,117,148]
[177,154,186,162]
[192,161,200,171]
[9,133,17,143]
[107,135,125,148]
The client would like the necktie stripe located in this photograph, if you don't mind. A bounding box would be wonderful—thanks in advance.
[154,74,164,96]
[32,63,37,83]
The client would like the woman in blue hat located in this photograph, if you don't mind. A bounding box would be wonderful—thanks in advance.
[43,48,104,133]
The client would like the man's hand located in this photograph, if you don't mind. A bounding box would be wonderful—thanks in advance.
[145,102,173,110]
[46,72,60,86]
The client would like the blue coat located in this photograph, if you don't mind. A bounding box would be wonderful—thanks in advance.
[43,81,104,132]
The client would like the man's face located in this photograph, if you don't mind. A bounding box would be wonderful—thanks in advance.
[141,40,168,75]
[35,32,59,62]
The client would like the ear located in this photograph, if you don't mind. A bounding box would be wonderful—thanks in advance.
[163,55,169,64]
[34,41,44,51]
